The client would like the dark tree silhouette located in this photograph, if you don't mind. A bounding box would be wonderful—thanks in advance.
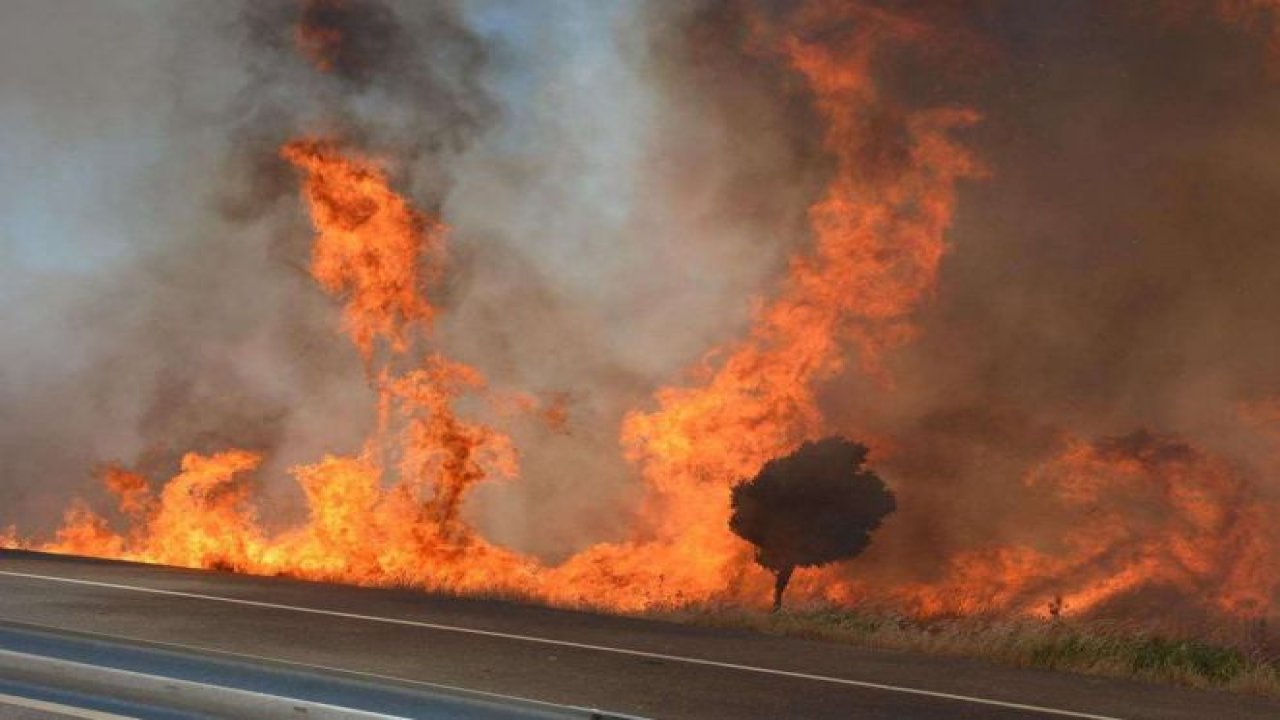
[730,437,896,611]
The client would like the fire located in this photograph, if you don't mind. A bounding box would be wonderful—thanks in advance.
[100,463,151,518]
[280,137,521,566]
[135,451,265,570]
[47,502,125,559]
[250,137,534,593]
[579,2,981,606]
[378,358,519,542]
[29,134,535,596]
[866,432,1279,618]
[13,0,1280,625]
[45,451,263,570]
[265,452,537,594]
[24,0,986,614]
[281,139,443,362]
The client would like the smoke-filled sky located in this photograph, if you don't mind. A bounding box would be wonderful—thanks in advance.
[3,0,1280,586]
[827,1,1280,573]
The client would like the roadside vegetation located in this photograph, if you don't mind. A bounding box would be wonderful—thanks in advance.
[729,438,896,611]
[647,604,1280,695]
[6,543,1274,695]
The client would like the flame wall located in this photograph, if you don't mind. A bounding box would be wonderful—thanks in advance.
[2,0,1280,623]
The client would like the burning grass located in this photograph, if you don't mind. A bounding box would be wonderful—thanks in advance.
[5,538,1274,694]
[8,0,1280,662]
[332,571,1279,695]
[648,603,1280,695]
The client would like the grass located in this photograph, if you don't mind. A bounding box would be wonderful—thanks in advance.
[645,604,1280,695]
[9,546,1275,694]
[102,558,1280,695]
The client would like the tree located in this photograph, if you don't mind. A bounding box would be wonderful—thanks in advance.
[730,437,896,611]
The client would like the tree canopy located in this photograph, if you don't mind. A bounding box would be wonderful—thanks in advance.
[730,436,896,610]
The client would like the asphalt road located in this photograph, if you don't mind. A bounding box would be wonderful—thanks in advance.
[0,551,1274,719]
[0,692,124,720]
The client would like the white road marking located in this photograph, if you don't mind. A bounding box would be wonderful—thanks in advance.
[0,569,1123,720]
[0,690,137,720]
[0,619,646,720]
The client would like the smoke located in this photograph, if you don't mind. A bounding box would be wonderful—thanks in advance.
[0,1,233,524]
[0,0,496,531]
[438,1,825,556]
[0,0,804,556]
[801,2,1280,614]
[4,0,1280,618]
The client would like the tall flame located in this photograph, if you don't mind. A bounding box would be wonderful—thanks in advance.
[281,139,443,362]
[24,0,984,614]
[12,0,1279,625]
[546,2,982,610]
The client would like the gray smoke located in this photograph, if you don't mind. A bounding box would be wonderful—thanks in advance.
[0,1,805,557]
[5,0,1280,601]
[0,0,498,532]
[814,2,1280,596]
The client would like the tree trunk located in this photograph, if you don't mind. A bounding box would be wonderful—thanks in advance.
[772,565,794,612]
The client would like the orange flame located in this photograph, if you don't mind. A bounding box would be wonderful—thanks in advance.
[45,451,262,571]
[99,463,152,518]
[35,137,534,595]
[631,6,974,579]
[47,501,124,559]
[379,357,520,542]
[533,2,984,611]
[31,1,986,615]
[281,139,443,362]
[28,0,982,613]
[864,432,1279,618]
[23,0,1279,625]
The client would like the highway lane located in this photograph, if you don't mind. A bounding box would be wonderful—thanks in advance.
[0,550,1275,719]
[0,622,602,720]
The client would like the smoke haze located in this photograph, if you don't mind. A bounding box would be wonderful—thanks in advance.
[3,0,1280,617]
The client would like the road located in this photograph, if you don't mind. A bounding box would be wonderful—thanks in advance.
[0,550,1274,719]
[0,692,133,720]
